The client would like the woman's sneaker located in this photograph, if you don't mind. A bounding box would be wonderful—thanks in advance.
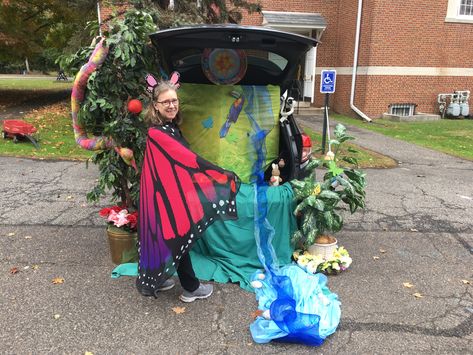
[157,278,176,291]
[136,278,175,297]
[179,283,213,303]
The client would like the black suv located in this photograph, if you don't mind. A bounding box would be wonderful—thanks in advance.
[149,24,316,182]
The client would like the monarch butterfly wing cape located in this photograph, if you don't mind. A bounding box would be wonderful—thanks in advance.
[138,125,239,291]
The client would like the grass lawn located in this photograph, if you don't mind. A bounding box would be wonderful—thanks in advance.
[0,78,73,91]
[332,114,473,161]
[303,127,397,169]
[0,102,93,160]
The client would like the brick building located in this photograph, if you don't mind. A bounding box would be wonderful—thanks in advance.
[240,0,473,119]
[100,0,473,119]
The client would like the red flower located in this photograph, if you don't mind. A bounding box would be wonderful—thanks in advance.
[111,205,123,213]
[99,205,122,217]
[99,207,112,217]
[128,214,138,229]
[99,206,138,232]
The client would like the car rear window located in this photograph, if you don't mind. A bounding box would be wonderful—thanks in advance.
[170,48,288,86]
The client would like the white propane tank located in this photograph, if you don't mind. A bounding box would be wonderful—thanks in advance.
[448,94,461,117]
[460,102,469,117]
[447,102,461,117]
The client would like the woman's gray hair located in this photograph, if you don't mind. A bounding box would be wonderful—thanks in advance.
[145,80,182,126]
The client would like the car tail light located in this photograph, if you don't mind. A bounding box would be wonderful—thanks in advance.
[301,133,312,162]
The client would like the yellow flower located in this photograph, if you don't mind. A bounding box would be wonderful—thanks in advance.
[333,250,342,259]
[297,255,310,267]
[320,261,330,270]
[312,184,321,196]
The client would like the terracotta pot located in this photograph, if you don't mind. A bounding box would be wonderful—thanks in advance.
[106,225,138,265]
[307,235,338,260]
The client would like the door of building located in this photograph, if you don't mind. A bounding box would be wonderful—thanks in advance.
[303,46,316,103]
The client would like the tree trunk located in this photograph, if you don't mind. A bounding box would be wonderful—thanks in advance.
[119,175,133,209]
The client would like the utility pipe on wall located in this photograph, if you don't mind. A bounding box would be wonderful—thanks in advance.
[350,0,372,122]
[97,2,102,37]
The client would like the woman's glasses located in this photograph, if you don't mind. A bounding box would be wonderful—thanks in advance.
[157,99,179,107]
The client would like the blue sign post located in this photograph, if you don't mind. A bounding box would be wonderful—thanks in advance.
[320,70,337,94]
[320,70,337,153]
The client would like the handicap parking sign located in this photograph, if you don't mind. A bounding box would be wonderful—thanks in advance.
[320,69,336,94]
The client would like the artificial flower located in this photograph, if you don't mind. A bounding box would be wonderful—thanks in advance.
[292,246,352,275]
[306,260,320,274]
[297,255,310,267]
[99,205,122,218]
[333,250,342,259]
[320,262,330,271]
[99,205,138,232]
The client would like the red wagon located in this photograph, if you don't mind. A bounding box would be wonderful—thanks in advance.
[2,119,40,149]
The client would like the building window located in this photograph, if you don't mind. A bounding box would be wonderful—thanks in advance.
[446,0,473,23]
[459,0,473,16]
[388,103,417,117]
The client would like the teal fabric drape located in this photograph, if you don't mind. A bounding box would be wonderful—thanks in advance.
[111,183,296,292]
[190,182,296,291]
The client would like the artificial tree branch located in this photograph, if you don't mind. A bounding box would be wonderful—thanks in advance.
[119,173,134,209]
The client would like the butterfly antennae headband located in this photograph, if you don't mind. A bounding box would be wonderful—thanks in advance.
[145,71,180,93]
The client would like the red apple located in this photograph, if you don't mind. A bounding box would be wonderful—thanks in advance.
[127,99,142,114]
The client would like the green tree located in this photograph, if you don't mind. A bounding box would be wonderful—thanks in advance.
[0,0,98,70]
[0,0,261,71]
[130,0,261,27]
[62,1,261,208]
[64,11,157,208]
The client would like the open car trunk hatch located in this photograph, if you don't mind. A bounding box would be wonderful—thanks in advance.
[149,25,317,93]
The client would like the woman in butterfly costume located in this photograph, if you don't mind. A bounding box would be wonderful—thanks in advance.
[136,76,240,302]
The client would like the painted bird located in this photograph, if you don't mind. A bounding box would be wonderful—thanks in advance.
[219,91,245,138]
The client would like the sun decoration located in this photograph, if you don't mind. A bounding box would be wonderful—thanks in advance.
[215,53,235,74]
[202,48,247,85]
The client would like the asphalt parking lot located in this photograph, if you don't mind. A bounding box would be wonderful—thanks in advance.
[0,115,472,353]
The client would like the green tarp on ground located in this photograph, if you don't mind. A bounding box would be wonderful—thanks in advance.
[111,184,297,291]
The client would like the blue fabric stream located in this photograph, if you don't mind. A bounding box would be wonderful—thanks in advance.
[245,86,341,346]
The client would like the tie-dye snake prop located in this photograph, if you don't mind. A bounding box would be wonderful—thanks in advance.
[71,38,137,170]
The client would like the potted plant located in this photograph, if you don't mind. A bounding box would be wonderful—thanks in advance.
[292,246,352,275]
[290,124,366,269]
[99,206,139,264]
